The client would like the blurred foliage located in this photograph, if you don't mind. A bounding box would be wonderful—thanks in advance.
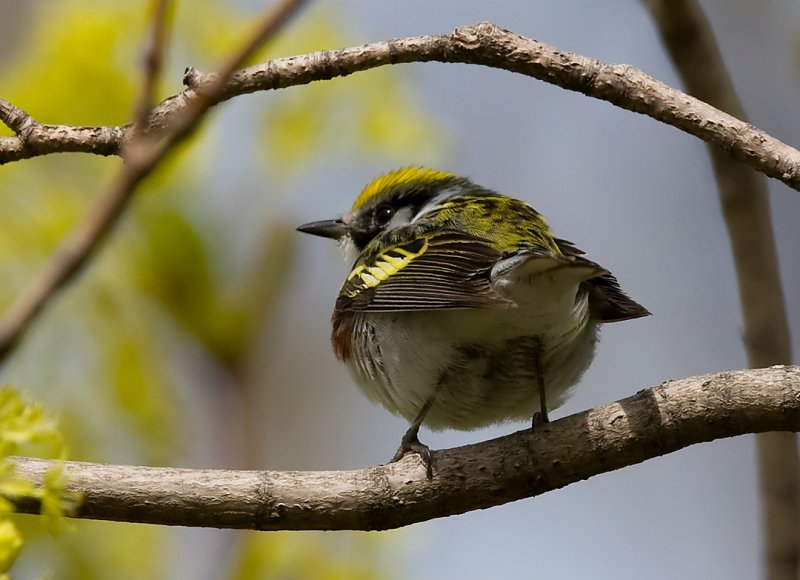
[0,0,442,577]
[259,18,441,175]
[228,532,389,580]
[0,386,76,577]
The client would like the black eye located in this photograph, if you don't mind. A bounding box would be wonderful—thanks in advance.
[375,204,395,226]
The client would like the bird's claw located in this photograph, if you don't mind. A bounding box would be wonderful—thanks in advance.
[531,410,550,432]
[391,430,434,479]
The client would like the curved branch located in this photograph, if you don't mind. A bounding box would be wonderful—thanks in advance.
[9,366,800,531]
[2,23,799,192]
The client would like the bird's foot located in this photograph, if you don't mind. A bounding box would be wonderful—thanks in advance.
[390,428,433,479]
[531,410,550,432]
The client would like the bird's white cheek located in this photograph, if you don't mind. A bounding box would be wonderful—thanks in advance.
[339,236,360,266]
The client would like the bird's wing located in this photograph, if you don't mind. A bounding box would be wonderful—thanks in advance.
[335,230,513,312]
[554,237,651,322]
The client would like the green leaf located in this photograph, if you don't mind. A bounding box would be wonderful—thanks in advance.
[0,386,76,574]
[0,521,23,573]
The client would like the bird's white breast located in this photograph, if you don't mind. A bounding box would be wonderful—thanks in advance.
[345,264,599,430]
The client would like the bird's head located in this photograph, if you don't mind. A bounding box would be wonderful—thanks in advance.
[297,167,466,263]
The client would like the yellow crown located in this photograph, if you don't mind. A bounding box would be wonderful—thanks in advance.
[352,167,456,210]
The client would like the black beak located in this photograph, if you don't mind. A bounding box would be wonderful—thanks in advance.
[296,218,348,240]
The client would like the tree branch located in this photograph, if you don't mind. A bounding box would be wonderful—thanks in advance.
[644,3,797,578]
[8,366,800,531]
[131,0,172,134]
[1,23,799,193]
[0,1,176,361]
[0,97,124,158]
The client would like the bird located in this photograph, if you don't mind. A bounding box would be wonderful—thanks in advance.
[298,167,649,473]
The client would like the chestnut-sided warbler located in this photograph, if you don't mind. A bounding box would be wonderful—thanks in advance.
[298,167,649,471]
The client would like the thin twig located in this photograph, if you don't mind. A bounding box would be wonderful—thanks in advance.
[644,2,797,579]
[8,366,800,530]
[0,0,309,361]
[131,0,172,133]
[0,98,34,134]
[0,1,176,360]
[144,0,310,152]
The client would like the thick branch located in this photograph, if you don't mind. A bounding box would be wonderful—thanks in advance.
[9,366,800,531]
[645,3,797,579]
[1,23,799,192]
[644,0,792,376]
